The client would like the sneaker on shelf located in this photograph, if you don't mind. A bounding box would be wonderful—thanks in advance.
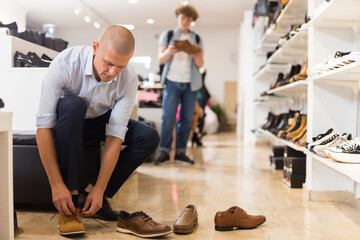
[154,151,170,165]
[174,153,194,165]
[58,208,85,236]
[325,137,360,163]
[308,51,350,76]
[314,133,351,157]
[307,128,337,150]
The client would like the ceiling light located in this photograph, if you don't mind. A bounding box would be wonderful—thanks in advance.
[146,19,155,24]
[84,16,91,23]
[118,24,135,30]
[128,0,138,4]
[191,21,195,27]
[74,8,81,15]
[94,22,101,29]
[182,0,189,6]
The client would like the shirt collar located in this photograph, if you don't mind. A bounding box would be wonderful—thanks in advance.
[84,46,118,83]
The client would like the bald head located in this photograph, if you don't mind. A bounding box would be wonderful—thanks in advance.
[98,25,135,56]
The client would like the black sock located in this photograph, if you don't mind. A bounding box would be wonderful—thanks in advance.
[72,195,79,208]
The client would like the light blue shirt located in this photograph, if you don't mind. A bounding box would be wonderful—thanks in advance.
[158,28,203,91]
[36,46,138,141]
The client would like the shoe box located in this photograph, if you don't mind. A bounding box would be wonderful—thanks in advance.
[270,145,285,170]
[283,156,306,188]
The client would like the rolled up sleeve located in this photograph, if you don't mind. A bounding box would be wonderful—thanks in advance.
[106,67,138,141]
[36,57,69,128]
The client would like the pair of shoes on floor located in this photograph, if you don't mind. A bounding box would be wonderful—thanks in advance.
[117,204,197,237]
[155,152,194,165]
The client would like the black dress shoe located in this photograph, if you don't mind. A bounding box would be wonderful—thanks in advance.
[78,191,119,221]
[14,51,51,67]
[0,98,4,109]
[0,21,18,36]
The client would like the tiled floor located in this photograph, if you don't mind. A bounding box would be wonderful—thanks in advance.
[15,132,360,239]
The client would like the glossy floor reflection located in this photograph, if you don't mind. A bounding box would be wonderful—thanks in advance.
[16,132,360,239]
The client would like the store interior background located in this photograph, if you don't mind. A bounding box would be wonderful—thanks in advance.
[1,0,257,140]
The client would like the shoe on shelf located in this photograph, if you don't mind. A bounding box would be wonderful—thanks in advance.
[155,151,170,165]
[174,153,194,164]
[174,39,201,54]
[78,191,119,221]
[58,208,85,236]
[325,138,360,163]
[0,21,18,36]
[306,128,335,149]
[314,133,351,157]
[214,206,266,231]
[117,211,172,238]
[173,205,198,234]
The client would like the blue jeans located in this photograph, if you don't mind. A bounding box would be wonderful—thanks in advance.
[159,79,198,153]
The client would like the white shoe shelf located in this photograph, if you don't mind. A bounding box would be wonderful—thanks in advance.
[0,36,59,131]
[250,0,360,203]
[251,0,308,131]
[259,0,308,46]
[305,0,360,201]
[256,128,307,152]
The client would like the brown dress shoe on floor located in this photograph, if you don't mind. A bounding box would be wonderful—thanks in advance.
[174,39,201,54]
[214,206,266,231]
[173,205,198,234]
[117,211,172,238]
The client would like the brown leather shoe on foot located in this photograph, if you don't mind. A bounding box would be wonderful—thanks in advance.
[117,211,172,238]
[214,206,266,231]
[173,205,198,234]
[58,208,85,236]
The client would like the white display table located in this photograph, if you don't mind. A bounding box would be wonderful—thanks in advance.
[0,112,13,240]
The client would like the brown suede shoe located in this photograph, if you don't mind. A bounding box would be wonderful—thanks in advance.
[173,205,198,234]
[117,211,172,238]
[174,40,201,54]
[214,206,266,231]
[58,208,85,236]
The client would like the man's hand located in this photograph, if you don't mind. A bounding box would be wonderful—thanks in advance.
[167,44,179,56]
[81,187,103,217]
[52,182,75,216]
[191,50,204,68]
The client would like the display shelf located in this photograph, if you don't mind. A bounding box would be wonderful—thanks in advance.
[256,127,307,152]
[253,95,288,104]
[266,80,308,96]
[267,30,308,64]
[308,0,360,29]
[307,150,360,184]
[253,63,289,80]
[309,61,360,82]
[259,0,308,45]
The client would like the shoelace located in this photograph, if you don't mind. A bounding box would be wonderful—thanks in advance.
[136,211,152,222]
[336,139,358,150]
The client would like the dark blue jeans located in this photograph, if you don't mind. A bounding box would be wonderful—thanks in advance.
[159,79,198,153]
[55,95,159,198]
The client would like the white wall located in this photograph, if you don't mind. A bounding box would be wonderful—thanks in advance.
[0,2,27,32]
[56,26,239,106]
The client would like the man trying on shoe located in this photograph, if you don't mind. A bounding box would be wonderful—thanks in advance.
[156,5,204,165]
[36,25,159,236]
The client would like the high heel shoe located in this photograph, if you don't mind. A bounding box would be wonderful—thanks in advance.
[192,133,203,147]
